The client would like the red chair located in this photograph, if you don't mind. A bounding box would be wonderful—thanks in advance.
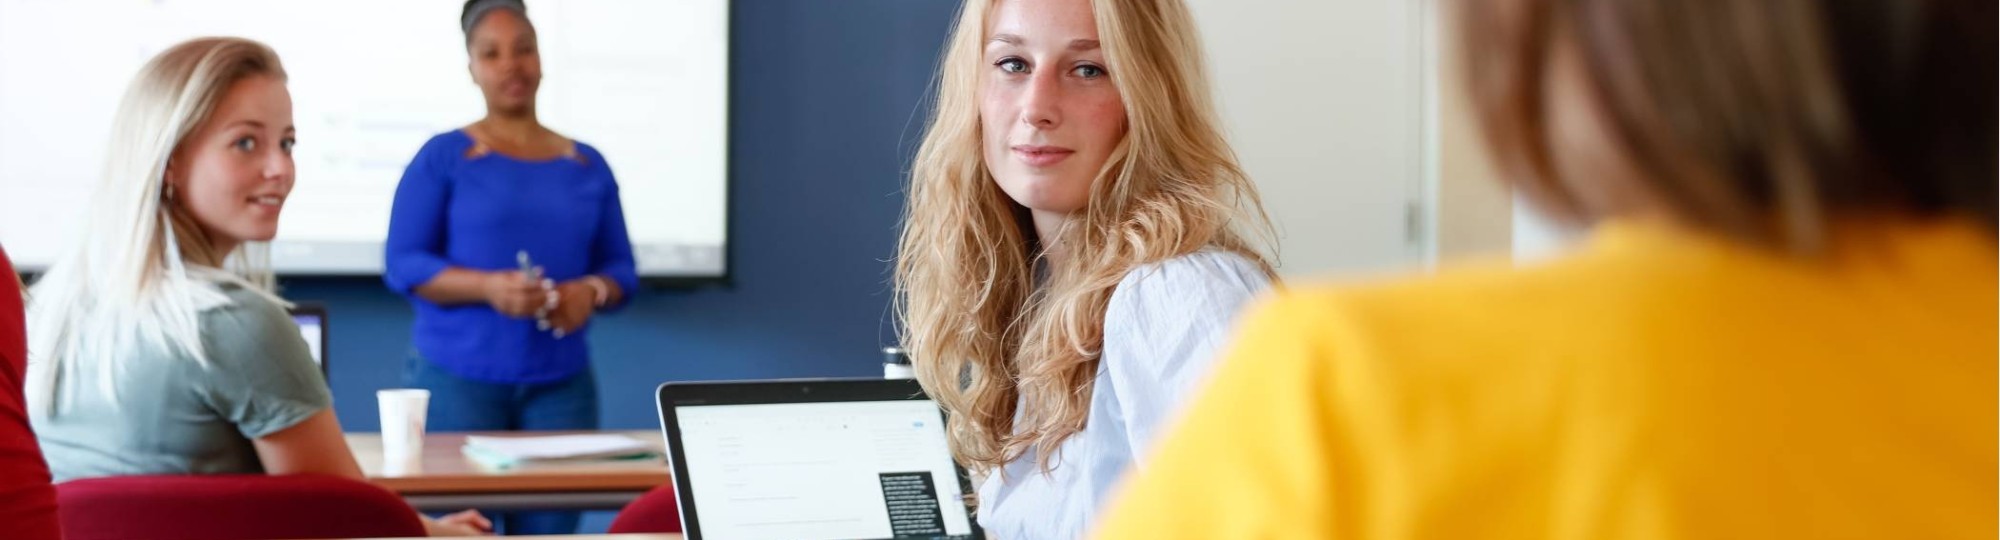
[607,484,684,533]
[56,474,425,540]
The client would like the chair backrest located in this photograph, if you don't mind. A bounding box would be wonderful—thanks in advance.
[607,483,684,533]
[56,474,425,540]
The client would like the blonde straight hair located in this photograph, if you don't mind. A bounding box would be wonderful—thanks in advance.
[26,37,288,418]
[895,0,1274,475]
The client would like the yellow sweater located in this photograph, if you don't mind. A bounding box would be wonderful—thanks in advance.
[1095,219,1996,539]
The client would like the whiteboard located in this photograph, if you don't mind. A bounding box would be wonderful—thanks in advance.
[0,0,729,278]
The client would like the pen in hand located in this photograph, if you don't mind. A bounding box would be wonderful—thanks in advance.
[518,250,557,333]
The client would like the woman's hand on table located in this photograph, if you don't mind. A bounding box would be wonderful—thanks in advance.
[424,509,493,536]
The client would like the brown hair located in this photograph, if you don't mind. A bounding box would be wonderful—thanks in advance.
[1458,0,1995,249]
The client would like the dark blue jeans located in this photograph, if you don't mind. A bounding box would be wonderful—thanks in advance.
[405,354,599,535]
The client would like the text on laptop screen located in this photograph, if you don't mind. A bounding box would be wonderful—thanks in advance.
[289,313,323,366]
[674,400,976,540]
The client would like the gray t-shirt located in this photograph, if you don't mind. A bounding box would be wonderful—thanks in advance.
[34,282,331,483]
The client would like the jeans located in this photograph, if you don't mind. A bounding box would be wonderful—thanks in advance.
[405,354,599,535]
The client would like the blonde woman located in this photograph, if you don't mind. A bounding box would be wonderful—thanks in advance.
[895,0,1275,536]
[25,38,487,536]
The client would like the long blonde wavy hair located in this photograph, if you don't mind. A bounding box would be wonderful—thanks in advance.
[26,37,287,417]
[895,0,1274,475]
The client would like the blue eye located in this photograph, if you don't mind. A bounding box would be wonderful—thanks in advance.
[1073,64,1107,79]
[233,137,256,152]
[995,57,1028,74]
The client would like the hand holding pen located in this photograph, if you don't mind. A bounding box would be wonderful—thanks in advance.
[482,250,555,321]
[519,251,559,332]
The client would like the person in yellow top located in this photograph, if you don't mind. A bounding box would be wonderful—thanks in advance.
[1094,0,1996,539]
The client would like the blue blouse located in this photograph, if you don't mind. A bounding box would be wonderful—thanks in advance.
[383,130,638,384]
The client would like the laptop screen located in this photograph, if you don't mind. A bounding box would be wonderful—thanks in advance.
[289,311,325,367]
[673,399,977,540]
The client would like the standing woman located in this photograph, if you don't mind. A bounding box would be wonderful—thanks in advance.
[894,0,1277,536]
[383,0,638,534]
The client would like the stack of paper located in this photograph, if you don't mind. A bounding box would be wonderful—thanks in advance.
[462,434,657,469]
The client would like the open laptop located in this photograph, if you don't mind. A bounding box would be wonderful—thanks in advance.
[656,379,983,540]
[286,303,327,377]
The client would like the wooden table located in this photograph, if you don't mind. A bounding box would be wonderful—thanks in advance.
[347,430,671,511]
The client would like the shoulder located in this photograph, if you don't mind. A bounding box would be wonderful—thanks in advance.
[407,130,476,172]
[188,280,322,395]
[1265,255,1562,338]
[1239,235,1674,379]
[195,281,296,353]
[570,139,605,161]
[1322,223,1707,330]
[1096,250,1274,429]
[1101,248,1273,363]
[1117,248,1270,294]
[420,130,476,157]
[569,139,616,173]
[1110,248,1270,314]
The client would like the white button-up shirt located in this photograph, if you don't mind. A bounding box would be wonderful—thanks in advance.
[975,248,1270,539]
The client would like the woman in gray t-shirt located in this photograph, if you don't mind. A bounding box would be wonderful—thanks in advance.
[34,281,327,481]
[24,37,489,536]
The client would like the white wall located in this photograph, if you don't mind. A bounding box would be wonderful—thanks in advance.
[1186,0,1429,278]
[1431,0,1516,261]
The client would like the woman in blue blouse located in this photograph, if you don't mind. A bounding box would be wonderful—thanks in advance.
[382,0,637,534]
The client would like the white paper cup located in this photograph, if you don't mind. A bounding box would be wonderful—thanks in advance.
[377,389,430,470]
[883,363,916,379]
[882,347,915,380]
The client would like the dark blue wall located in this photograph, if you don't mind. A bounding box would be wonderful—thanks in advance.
[283,0,958,435]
